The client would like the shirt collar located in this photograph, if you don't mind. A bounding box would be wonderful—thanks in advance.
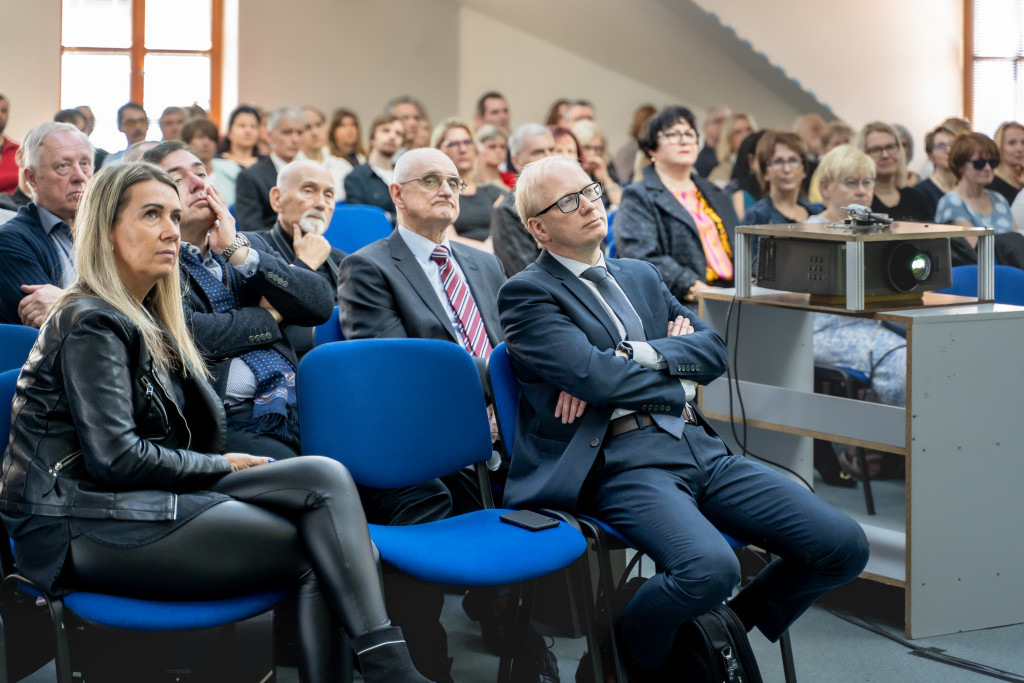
[35,204,68,235]
[397,225,452,265]
[270,154,288,171]
[548,250,607,278]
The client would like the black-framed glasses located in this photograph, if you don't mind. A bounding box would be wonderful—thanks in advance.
[970,157,1000,170]
[535,181,604,216]
[768,156,802,169]
[866,143,900,158]
[398,173,467,194]
[657,129,699,145]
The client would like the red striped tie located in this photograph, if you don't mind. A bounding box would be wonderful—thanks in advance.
[430,245,493,358]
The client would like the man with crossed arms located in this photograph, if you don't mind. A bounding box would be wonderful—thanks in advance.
[498,156,868,678]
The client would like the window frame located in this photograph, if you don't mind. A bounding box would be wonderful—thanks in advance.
[59,0,223,124]
[964,0,1024,128]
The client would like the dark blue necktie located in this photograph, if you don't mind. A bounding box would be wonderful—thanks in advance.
[580,266,645,342]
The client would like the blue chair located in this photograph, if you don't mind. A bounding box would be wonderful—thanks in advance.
[488,343,797,683]
[937,264,1024,305]
[313,306,345,346]
[0,369,287,683]
[297,339,589,683]
[604,208,617,258]
[326,204,394,254]
[0,324,38,372]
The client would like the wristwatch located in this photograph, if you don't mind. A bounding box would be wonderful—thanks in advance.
[617,341,635,360]
[220,233,250,260]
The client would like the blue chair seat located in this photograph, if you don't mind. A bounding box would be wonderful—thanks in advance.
[579,514,745,551]
[62,590,287,631]
[369,510,586,586]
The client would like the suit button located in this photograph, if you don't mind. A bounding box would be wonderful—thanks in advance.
[248,335,255,342]
[281,279,288,287]
[590,438,600,447]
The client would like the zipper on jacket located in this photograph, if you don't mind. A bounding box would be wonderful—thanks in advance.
[50,450,82,477]
[148,372,192,450]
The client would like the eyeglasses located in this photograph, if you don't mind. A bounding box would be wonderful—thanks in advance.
[866,143,900,158]
[583,144,606,155]
[443,139,474,149]
[932,142,951,153]
[840,177,877,190]
[658,129,699,145]
[768,156,802,169]
[969,157,1000,170]
[398,173,467,194]
[535,181,604,216]
[122,117,149,127]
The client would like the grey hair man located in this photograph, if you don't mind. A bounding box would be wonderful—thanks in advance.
[235,106,306,231]
[386,95,427,150]
[159,106,188,141]
[0,122,94,326]
[561,99,595,127]
[490,123,557,276]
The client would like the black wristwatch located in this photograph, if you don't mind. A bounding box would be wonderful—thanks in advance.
[617,341,635,360]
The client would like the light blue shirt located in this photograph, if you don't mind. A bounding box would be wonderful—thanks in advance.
[36,206,76,287]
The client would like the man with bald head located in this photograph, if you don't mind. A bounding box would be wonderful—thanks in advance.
[0,122,93,326]
[143,140,334,460]
[498,156,868,679]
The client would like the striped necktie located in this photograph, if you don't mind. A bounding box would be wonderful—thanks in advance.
[430,244,493,358]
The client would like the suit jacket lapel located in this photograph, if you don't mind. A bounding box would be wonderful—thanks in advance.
[606,259,658,341]
[388,233,459,343]
[537,251,621,345]
[452,243,502,345]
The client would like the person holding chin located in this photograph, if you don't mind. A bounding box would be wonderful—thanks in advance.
[615,106,739,304]
[142,141,334,460]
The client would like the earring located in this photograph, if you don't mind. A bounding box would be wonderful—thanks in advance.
[649,156,656,163]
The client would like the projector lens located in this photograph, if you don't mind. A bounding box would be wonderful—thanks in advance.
[910,252,932,281]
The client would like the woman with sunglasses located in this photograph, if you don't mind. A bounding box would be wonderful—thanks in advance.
[935,132,1017,235]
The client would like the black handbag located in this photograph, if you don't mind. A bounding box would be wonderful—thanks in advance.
[672,604,763,683]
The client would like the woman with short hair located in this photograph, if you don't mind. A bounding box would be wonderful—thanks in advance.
[936,132,1017,234]
[855,121,930,221]
[991,121,1024,204]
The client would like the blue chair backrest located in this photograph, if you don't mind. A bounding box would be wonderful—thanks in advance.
[488,343,519,453]
[298,338,493,488]
[326,204,393,254]
[0,369,18,446]
[938,264,1024,305]
[0,324,38,372]
[604,208,617,258]
[313,306,344,346]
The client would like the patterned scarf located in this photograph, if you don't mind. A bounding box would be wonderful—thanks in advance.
[675,188,734,283]
[178,246,299,445]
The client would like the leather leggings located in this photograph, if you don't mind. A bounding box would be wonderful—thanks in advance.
[66,456,390,682]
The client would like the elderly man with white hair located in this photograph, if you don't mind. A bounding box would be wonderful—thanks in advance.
[0,121,94,326]
[235,106,306,231]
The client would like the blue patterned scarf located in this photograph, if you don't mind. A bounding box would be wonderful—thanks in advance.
[178,246,299,445]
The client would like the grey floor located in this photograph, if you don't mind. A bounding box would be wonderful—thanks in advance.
[17,473,1024,682]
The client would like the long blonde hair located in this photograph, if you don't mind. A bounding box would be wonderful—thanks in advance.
[57,162,207,377]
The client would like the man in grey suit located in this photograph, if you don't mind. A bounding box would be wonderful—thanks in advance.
[234,107,304,231]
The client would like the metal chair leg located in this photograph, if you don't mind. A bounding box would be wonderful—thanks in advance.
[855,447,876,515]
[778,629,798,683]
[578,518,629,683]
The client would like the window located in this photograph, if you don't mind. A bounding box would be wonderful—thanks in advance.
[60,0,222,152]
[967,0,1024,136]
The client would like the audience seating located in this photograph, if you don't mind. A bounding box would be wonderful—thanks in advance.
[487,343,797,683]
[297,338,590,683]
[326,204,393,254]
[313,306,344,346]
[937,264,1024,305]
[0,325,38,373]
[0,371,286,683]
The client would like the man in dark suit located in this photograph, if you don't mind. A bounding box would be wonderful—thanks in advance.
[499,156,869,677]
[264,158,346,358]
[234,106,304,231]
[0,122,93,326]
[145,141,334,461]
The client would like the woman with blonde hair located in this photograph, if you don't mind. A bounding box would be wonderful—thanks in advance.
[571,119,623,207]
[707,112,757,186]
[432,118,506,250]
[854,121,930,221]
[991,121,1024,204]
[0,162,429,683]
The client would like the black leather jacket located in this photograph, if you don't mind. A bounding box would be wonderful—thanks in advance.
[0,297,232,592]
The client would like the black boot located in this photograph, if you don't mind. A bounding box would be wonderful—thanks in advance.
[353,626,432,683]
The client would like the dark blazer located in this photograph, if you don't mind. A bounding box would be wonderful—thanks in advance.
[234,156,278,232]
[182,233,335,400]
[260,222,346,358]
[0,203,67,324]
[343,164,395,222]
[496,252,728,511]
[0,297,231,593]
[490,191,541,277]
[337,230,505,375]
[615,164,738,301]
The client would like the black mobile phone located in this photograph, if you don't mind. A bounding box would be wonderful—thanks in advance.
[499,510,560,532]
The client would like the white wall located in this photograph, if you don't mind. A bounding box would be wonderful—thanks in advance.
[1,1,62,143]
